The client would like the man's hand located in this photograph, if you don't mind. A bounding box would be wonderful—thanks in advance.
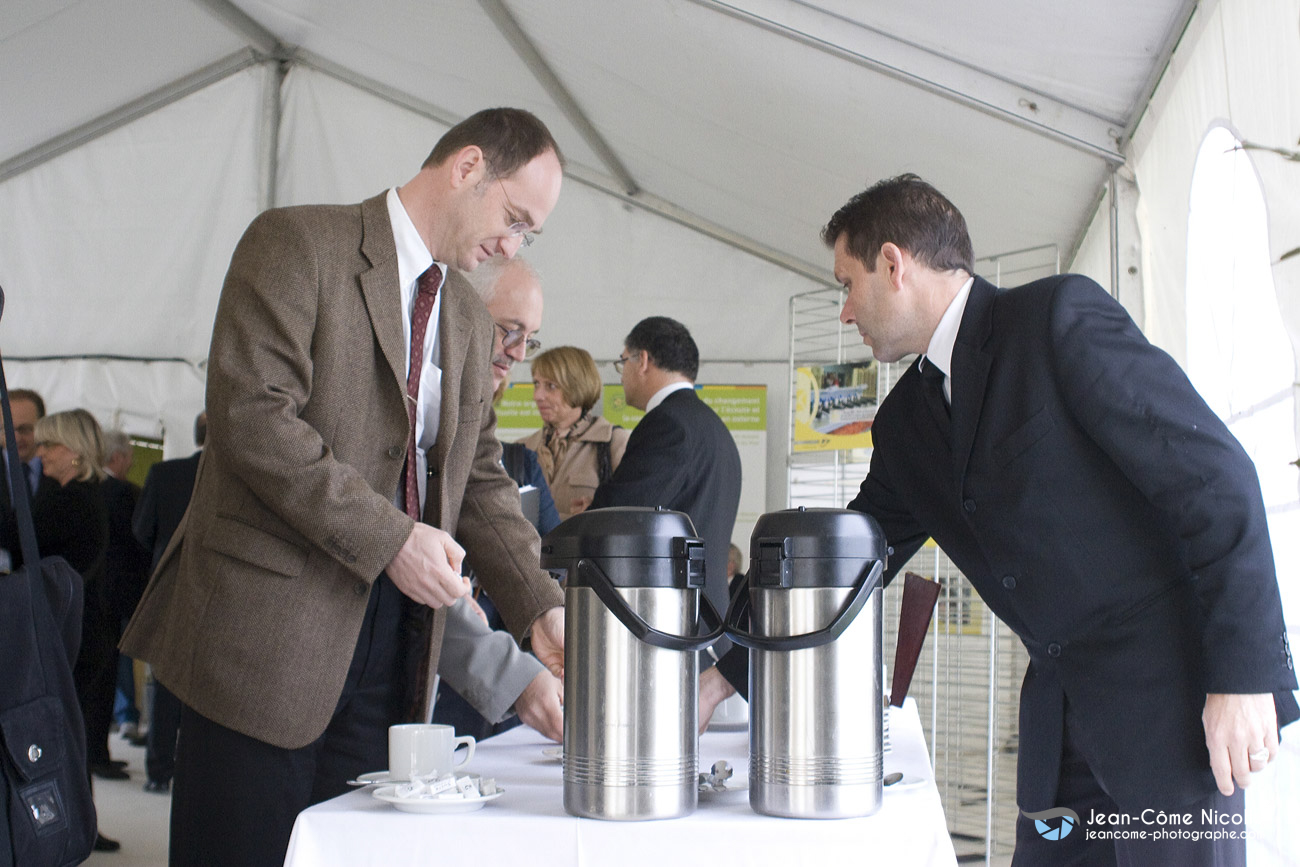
[530,606,565,680]
[385,524,471,608]
[515,669,564,742]
[1203,692,1278,795]
[698,666,737,734]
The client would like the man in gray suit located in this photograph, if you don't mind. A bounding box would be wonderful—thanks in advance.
[436,255,563,742]
[122,108,567,867]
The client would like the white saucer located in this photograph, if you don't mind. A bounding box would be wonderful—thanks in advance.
[372,785,504,814]
[541,746,563,762]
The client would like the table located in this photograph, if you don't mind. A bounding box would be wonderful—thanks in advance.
[284,698,957,866]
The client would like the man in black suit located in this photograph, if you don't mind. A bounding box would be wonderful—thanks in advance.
[131,411,205,793]
[591,316,742,691]
[0,389,57,570]
[823,174,1296,864]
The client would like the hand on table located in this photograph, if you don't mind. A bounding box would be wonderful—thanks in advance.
[515,669,564,742]
[697,666,737,734]
[385,523,470,608]
[530,606,565,680]
[1203,692,1278,795]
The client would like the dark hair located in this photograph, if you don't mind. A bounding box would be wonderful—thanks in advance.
[422,108,565,178]
[625,317,699,380]
[194,411,208,447]
[821,174,973,275]
[10,388,45,418]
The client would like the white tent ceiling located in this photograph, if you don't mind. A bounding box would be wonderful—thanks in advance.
[0,0,1194,428]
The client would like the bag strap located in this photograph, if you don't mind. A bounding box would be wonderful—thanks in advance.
[0,284,43,571]
[595,427,621,485]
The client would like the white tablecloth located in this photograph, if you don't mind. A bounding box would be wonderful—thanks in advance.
[284,698,957,866]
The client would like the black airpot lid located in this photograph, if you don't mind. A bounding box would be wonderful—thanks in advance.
[749,507,887,562]
[540,506,700,565]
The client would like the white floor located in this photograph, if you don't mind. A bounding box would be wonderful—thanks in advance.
[84,731,171,866]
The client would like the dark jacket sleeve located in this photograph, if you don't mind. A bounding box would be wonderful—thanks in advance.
[132,464,161,561]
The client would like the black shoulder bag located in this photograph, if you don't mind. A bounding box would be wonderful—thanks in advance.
[0,285,96,866]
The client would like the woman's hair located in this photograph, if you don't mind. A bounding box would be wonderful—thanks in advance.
[35,408,105,483]
[530,346,602,415]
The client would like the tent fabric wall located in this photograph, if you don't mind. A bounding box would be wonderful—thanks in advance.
[1126,0,1300,365]
[0,66,267,359]
[0,65,268,456]
[2,61,820,485]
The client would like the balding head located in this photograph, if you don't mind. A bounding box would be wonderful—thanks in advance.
[469,256,544,389]
[103,429,134,479]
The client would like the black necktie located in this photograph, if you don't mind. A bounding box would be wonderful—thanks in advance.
[919,356,951,437]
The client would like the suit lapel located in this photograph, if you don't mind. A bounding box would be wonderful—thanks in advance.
[358,193,407,399]
[950,278,996,487]
[436,273,474,474]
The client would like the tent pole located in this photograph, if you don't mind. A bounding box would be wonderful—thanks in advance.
[1108,174,1120,298]
[259,60,288,212]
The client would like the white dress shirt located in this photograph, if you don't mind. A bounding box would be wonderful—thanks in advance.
[922,276,974,404]
[644,380,695,414]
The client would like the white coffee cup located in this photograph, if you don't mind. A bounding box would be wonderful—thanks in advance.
[388,724,476,780]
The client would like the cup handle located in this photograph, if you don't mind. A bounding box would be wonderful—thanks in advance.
[452,736,476,769]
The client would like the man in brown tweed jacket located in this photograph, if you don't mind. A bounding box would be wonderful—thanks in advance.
[121,108,566,866]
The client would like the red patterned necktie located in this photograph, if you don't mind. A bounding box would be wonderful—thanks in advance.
[402,265,442,520]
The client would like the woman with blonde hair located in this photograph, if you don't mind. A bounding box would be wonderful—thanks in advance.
[1,408,120,851]
[3,408,108,568]
[521,346,630,521]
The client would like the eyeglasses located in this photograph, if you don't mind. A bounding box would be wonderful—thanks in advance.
[497,179,535,248]
[495,322,542,358]
[613,354,633,374]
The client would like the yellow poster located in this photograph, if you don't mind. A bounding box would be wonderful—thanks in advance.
[793,361,879,452]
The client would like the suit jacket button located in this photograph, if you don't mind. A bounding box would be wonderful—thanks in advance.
[387,446,403,459]
[963,498,976,513]
[354,582,368,597]
[1047,642,1062,658]
[1002,575,1017,590]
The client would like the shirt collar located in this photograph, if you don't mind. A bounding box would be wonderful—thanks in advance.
[645,380,694,414]
[923,276,974,378]
[386,188,444,290]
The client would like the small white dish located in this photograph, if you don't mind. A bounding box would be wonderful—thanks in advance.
[372,785,504,814]
[541,746,563,761]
